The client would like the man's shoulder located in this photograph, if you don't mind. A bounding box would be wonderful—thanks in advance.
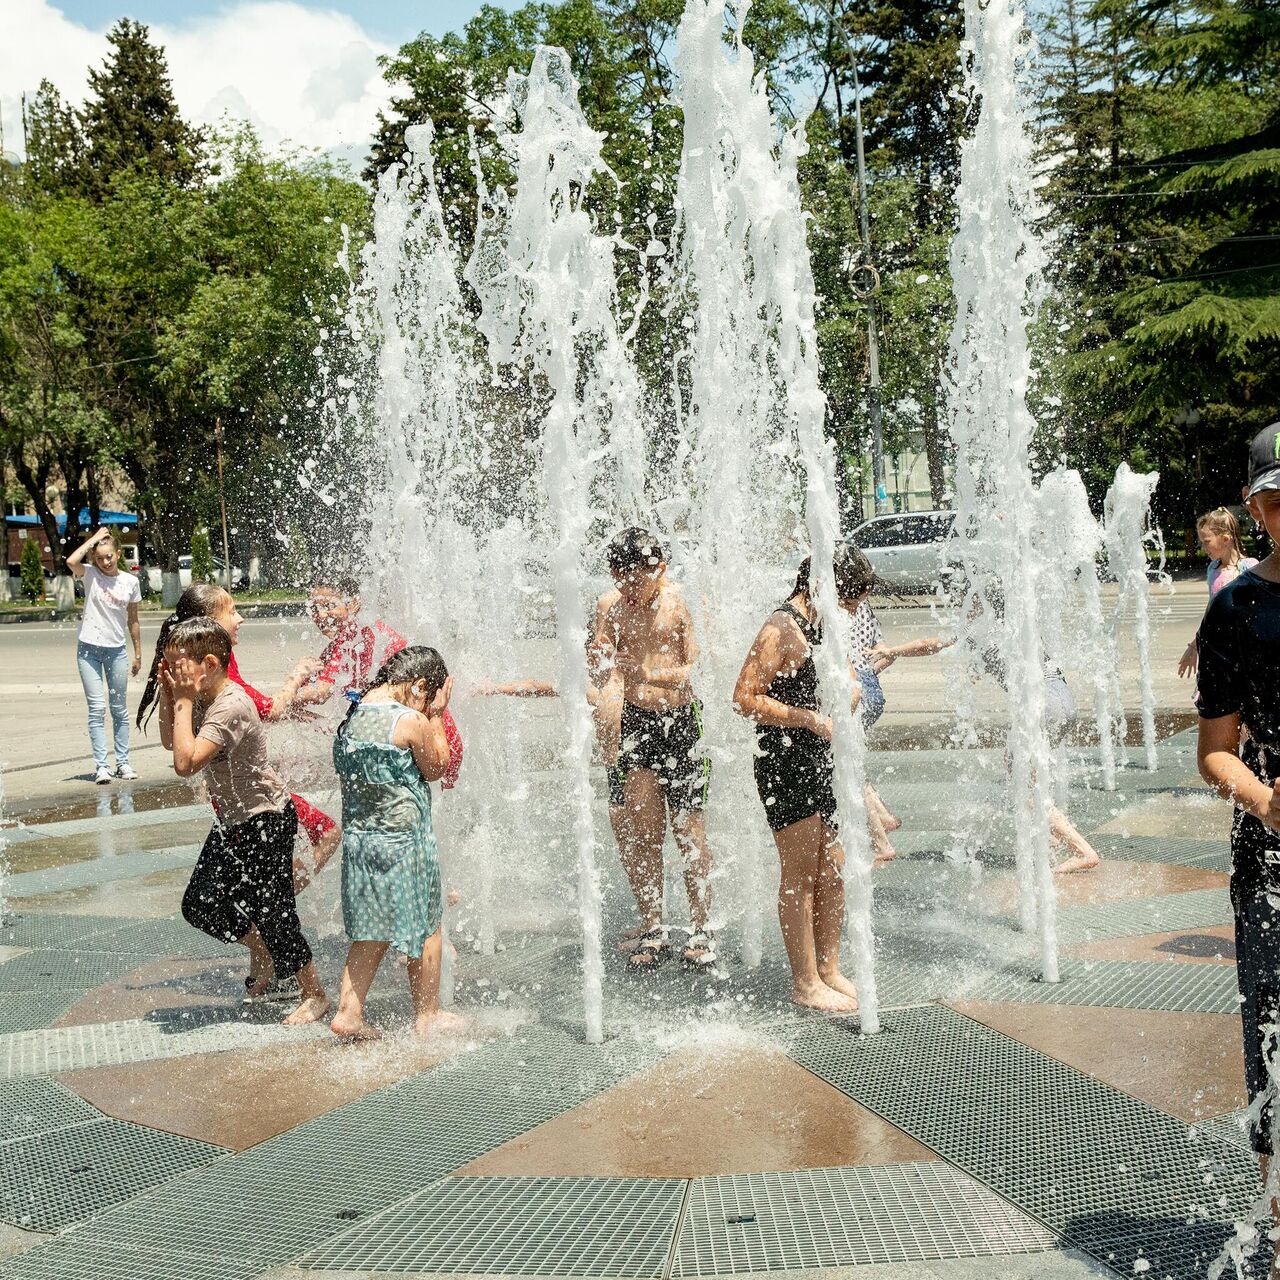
[596,587,623,613]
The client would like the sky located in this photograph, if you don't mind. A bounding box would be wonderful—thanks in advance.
[3,1,516,170]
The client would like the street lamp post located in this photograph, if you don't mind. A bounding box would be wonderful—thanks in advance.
[214,418,232,593]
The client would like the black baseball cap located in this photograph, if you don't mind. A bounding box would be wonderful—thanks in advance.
[1248,422,1280,497]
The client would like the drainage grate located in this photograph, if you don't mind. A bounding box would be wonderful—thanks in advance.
[672,1163,1056,1276]
[0,1239,258,1280]
[301,1175,687,1275]
[75,918,234,960]
[0,951,140,992]
[968,958,1241,1014]
[1057,888,1232,943]
[0,993,80,1037]
[0,1077,98,1143]
[0,1117,227,1232]
[788,1005,1259,1279]
[0,915,129,950]
[1197,1110,1253,1154]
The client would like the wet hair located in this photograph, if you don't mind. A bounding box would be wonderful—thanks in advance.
[606,527,665,576]
[311,573,361,600]
[164,617,232,669]
[92,532,121,556]
[339,644,449,735]
[792,542,877,606]
[1196,507,1247,562]
[136,583,229,729]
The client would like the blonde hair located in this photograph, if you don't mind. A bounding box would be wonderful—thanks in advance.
[1196,507,1247,563]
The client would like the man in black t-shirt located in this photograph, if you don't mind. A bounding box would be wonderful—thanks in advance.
[1198,421,1280,1215]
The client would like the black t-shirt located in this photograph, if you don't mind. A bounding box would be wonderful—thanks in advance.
[1198,568,1280,894]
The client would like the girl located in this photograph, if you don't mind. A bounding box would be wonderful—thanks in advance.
[1198,423,1280,1247]
[1178,507,1257,679]
[138,585,341,921]
[732,543,893,1015]
[68,527,143,783]
[329,645,464,1041]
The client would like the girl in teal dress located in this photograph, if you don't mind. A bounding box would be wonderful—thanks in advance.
[329,645,463,1040]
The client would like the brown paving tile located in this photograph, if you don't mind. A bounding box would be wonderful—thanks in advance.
[58,1034,468,1150]
[53,956,241,1028]
[1069,922,1236,966]
[984,860,1228,915]
[951,1000,1245,1122]
[456,1046,935,1178]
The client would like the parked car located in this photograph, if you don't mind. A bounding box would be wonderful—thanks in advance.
[848,510,958,592]
[142,555,247,594]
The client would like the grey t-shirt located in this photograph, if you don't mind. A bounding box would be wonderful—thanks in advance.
[194,683,288,826]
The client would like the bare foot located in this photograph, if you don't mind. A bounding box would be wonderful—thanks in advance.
[413,1009,466,1037]
[615,923,649,954]
[1054,849,1101,875]
[245,973,272,998]
[791,982,859,1014]
[819,969,860,1002]
[284,995,331,1025]
[872,838,898,867]
[330,1012,383,1041]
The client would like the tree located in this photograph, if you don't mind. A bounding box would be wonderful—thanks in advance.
[190,525,214,583]
[19,535,44,602]
[22,81,86,196]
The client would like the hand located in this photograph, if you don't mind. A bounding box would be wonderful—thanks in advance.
[427,675,453,718]
[1267,779,1280,832]
[1177,642,1198,679]
[291,656,322,682]
[811,711,834,742]
[131,654,141,677]
[164,655,204,701]
[93,526,112,544]
[867,643,895,672]
[615,653,647,682]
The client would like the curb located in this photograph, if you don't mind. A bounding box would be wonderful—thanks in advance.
[0,600,308,625]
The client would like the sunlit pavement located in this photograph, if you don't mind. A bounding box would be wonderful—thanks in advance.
[0,706,1261,1279]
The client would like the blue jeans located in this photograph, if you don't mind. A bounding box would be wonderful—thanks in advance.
[76,641,130,769]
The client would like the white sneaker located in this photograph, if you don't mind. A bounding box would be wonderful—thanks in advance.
[115,764,138,780]
[94,766,114,785]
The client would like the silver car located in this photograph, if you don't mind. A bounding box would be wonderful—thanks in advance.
[849,511,957,591]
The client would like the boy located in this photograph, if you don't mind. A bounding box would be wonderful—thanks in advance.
[1198,422,1280,1239]
[161,617,329,1025]
[289,574,463,788]
[590,527,715,969]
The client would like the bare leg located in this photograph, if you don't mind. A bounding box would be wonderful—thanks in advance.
[671,808,712,959]
[408,928,465,1035]
[242,926,274,994]
[294,826,342,893]
[1048,805,1101,874]
[283,960,329,1025]
[813,824,859,1005]
[622,770,668,966]
[774,816,858,1013]
[330,940,388,1039]
[866,789,897,864]
[866,785,901,833]
[1261,1156,1280,1278]
[609,804,647,952]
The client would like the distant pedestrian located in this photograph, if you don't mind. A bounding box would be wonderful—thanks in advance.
[67,527,142,784]
[1178,507,1257,681]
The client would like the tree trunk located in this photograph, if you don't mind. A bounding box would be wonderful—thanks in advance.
[922,400,948,508]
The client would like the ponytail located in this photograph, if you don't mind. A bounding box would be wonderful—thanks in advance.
[136,582,229,729]
[337,645,449,738]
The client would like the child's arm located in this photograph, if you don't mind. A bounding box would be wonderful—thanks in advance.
[474,679,558,697]
[621,595,698,690]
[1199,712,1280,828]
[868,634,955,671]
[733,620,832,741]
[399,679,455,783]
[268,657,323,719]
[163,659,221,777]
[65,527,110,580]
[127,601,142,676]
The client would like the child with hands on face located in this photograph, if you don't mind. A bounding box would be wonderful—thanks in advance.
[159,618,329,1025]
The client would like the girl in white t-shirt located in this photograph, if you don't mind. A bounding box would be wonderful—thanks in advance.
[68,527,143,783]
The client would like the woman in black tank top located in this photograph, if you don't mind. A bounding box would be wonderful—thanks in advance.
[732,543,888,1015]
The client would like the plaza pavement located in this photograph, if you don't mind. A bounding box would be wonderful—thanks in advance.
[0,578,1262,1280]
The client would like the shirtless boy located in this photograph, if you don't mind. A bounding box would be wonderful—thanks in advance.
[590,528,715,970]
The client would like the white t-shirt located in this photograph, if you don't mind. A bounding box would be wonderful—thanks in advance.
[78,564,141,648]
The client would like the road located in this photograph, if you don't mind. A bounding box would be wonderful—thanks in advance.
[0,581,1209,812]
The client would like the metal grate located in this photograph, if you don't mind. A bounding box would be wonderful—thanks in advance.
[672,1164,1056,1276]
[787,1004,1259,1279]
[1197,1109,1253,1154]
[75,918,234,960]
[0,993,80,1037]
[1091,836,1230,869]
[0,1117,226,1232]
[3,846,200,897]
[0,914,128,950]
[0,1239,258,1280]
[0,1077,99,1144]
[0,950,140,992]
[301,1175,686,1275]
[1056,888,1233,943]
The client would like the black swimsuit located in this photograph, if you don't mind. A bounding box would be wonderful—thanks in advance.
[754,603,838,833]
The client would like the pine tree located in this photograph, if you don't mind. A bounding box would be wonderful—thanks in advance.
[190,525,214,584]
[19,535,45,603]
[22,81,87,195]
[80,19,203,197]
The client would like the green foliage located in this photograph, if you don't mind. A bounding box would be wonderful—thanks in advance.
[19,536,44,602]
[189,526,214,583]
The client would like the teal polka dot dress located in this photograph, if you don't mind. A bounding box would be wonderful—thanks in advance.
[334,701,442,955]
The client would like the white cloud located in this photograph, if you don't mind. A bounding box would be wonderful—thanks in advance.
[2,0,395,172]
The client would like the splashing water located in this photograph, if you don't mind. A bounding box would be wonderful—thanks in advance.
[946,0,1057,980]
[1104,463,1162,773]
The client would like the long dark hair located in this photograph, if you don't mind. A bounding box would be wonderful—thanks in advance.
[792,541,877,607]
[338,644,449,736]
[136,583,228,729]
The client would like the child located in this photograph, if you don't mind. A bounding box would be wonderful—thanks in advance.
[67,527,143,783]
[288,574,463,789]
[1198,422,1280,1217]
[1178,507,1257,680]
[329,645,464,1041]
[137,584,341,905]
[589,528,715,970]
[160,617,329,1025]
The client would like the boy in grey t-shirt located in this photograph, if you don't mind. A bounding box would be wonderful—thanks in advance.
[160,617,329,1025]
